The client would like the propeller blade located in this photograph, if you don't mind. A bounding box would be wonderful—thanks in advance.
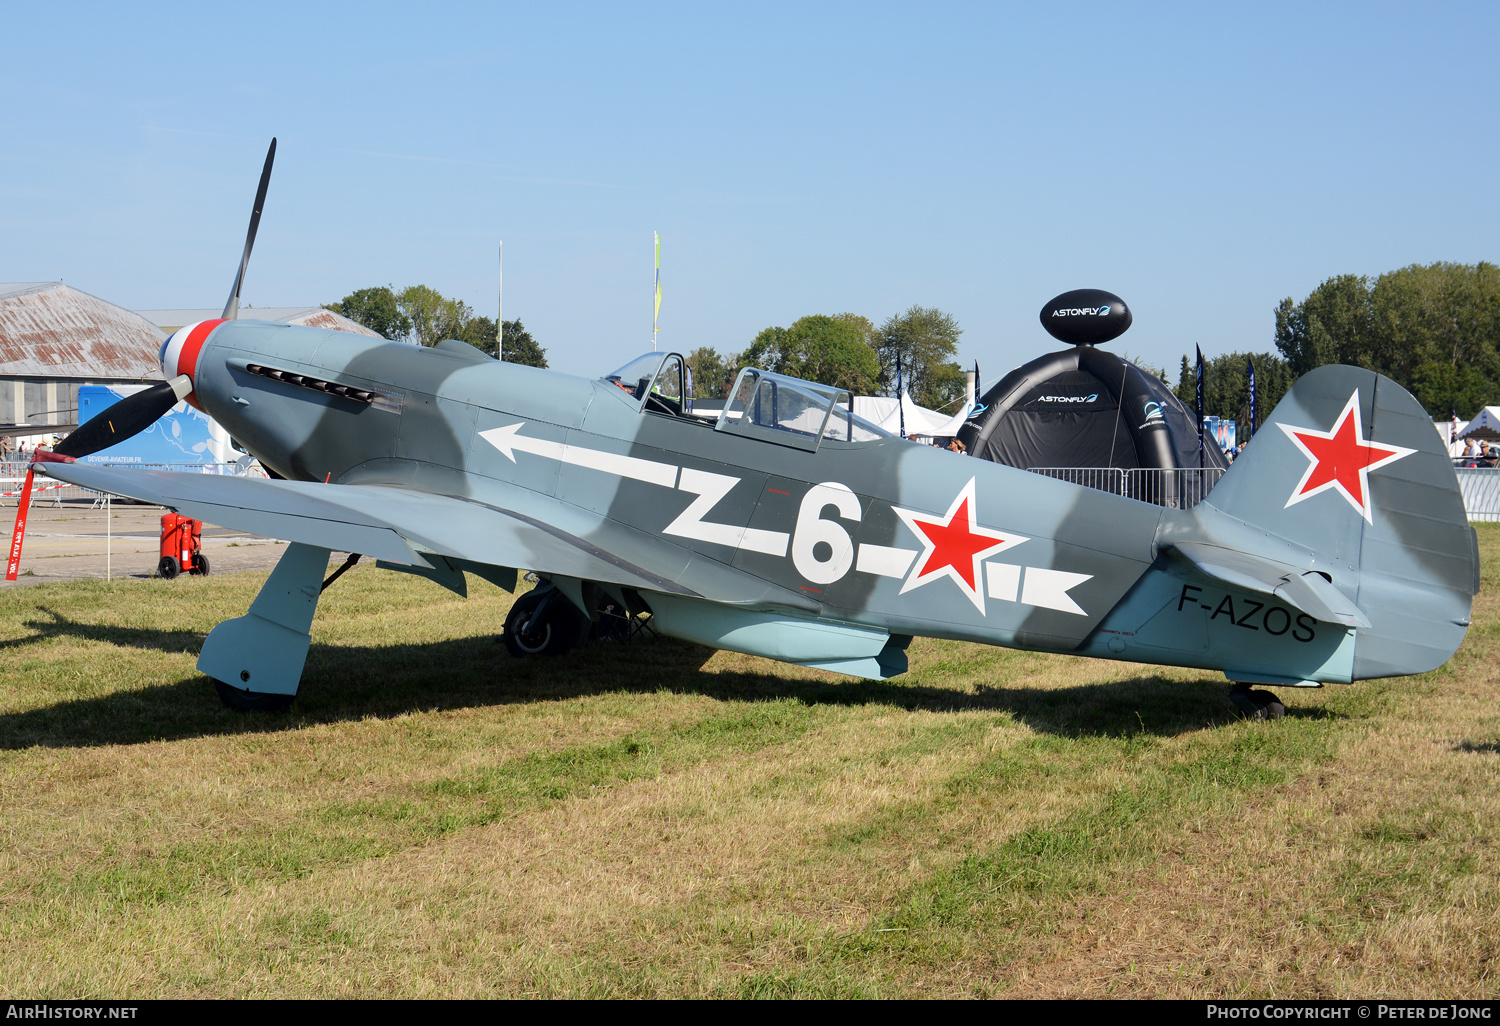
[54,376,193,460]
[221,137,277,321]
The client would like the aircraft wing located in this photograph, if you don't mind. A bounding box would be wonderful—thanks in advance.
[36,463,721,599]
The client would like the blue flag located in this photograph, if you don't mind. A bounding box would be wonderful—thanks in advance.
[1246,356,1257,439]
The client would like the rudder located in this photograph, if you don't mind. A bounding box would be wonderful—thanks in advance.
[1189,365,1478,680]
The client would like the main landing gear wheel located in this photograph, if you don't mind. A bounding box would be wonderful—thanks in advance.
[214,677,294,712]
[503,588,584,658]
[158,556,180,580]
[1230,685,1286,721]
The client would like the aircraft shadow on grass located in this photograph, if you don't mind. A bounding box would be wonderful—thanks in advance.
[0,609,1337,750]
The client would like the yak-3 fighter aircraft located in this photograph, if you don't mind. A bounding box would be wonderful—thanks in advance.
[13,141,1481,714]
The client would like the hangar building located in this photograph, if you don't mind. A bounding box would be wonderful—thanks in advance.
[1,282,166,442]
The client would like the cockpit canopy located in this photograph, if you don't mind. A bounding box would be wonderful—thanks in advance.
[718,368,889,449]
[602,355,891,450]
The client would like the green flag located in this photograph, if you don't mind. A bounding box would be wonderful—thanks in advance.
[653,232,662,338]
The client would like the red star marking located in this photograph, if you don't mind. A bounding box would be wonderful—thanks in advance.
[892,478,1027,612]
[1277,392,1415,523]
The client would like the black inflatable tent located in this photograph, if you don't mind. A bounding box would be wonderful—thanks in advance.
[956,289,1226,479]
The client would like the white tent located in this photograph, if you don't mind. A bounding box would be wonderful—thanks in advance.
[853,393,972,440]
[1458,407,1500,442]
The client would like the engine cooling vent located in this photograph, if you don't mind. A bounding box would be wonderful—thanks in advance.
[245,364,376,403]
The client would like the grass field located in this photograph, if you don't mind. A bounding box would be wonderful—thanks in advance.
[1,528,1497,998]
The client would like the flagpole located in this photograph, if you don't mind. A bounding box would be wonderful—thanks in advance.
[1196,346,1205,469]
[496,241,503,362]
[897,354,907,440]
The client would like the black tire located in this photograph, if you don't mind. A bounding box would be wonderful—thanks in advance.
[1230,685,1286,721]
[504,589,583,658]
[1250,689,1287,720]
[158,556,180,580]
[214,678,294,712]
[192,553,210,576]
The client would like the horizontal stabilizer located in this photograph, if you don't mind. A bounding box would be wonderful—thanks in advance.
[1167,541,1371,628]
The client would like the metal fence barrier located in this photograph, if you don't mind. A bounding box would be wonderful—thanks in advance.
[1457,469,1500,522]
[1027,467,1227,510]
[1,461,263,508]
[1025,467,1125,496]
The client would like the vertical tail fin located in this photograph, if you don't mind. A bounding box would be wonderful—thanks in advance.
[1190,365,1478,680]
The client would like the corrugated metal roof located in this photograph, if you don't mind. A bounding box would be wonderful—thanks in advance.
[0,283,59,301]
[137,307,385,338]
[0,282,166,379]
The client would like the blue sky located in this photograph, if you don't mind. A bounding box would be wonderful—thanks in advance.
[3,2,1496,381]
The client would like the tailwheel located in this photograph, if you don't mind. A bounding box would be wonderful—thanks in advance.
[158,556,180,580]
[503,587,585,658]
[214,678,294,712]
[1230,684,1286,721]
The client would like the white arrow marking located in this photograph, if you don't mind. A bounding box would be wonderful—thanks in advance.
[480,422,678,488]
[482,423,788,556]
[666,468,789,556]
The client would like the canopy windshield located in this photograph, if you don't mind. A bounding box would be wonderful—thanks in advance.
[601,353,667,401]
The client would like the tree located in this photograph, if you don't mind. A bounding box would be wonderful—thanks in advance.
[1176,351,1295,441]
[397,285,469,347]
[324,286,411,341]
[1273,263,1500,417]
[494,318,548,368]
[743,315,880,395]
[924,362,969,412]
[456,315,497,352]
[1274,274,1372,374]
[873,306,965,410]
[1371,262,1500,416]
[742,326,790,374]
[325,285,548,367]
[685,346,736,398]
[833,312,876,351]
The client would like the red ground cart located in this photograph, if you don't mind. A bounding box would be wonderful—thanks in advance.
[159,512,209,579]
